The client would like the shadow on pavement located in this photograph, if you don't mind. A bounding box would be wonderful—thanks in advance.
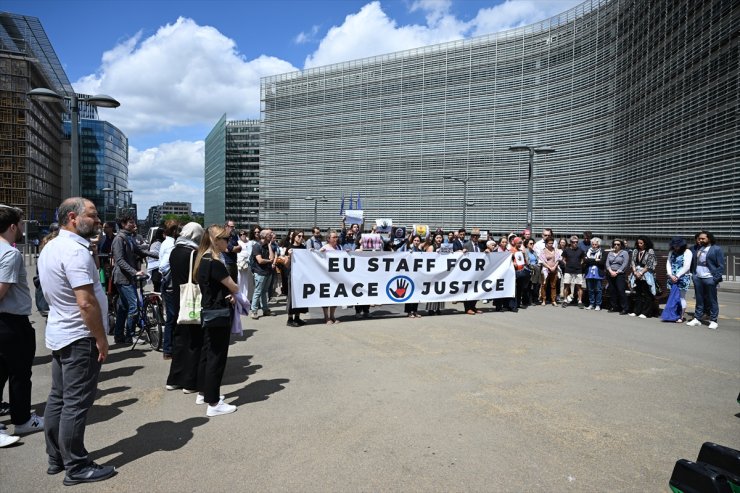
[227,378,289,406]
[98,365,144,383]
[90,417,208,469]
[221,355,262,386]
[87,397,138,425]
[96,386,131,399]
[229,329,256,345]
[103,349,146,365]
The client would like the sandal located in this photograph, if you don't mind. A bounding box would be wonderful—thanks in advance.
[675,318,684,323]
[331,318,340,324]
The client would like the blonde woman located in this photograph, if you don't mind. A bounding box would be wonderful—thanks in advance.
[193,225,239,417]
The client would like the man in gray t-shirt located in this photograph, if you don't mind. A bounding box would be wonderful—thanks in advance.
[0,204,43,435]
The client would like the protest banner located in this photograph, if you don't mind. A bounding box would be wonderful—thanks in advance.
[413,224,430,238]
[290,250,514,308]
[375,219,392,233]
[344,209,364,225]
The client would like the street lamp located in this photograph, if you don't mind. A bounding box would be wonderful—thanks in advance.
[27,88,120,197]
[443,175,470,230]
[304,195,328,227]
[508,144,555,231]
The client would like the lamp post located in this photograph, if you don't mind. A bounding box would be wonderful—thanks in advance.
[304,195,328,228]
[443,175,470,230]
[508,144,555,231]
[27,88,120,197]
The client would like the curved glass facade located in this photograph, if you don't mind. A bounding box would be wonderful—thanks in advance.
[65,118,129,223]
[260,0,738,241]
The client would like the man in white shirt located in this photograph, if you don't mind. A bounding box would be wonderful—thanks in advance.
[157,220,179,359]
[0,204,43,436]
[533,228,553,256]
[38,198,116,485]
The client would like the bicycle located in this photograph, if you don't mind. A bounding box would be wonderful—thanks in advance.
[130,274,164,351]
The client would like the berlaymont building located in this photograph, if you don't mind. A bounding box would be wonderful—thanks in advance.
[259,0,738,246]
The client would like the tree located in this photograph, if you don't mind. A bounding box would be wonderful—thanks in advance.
[161,214,204,227]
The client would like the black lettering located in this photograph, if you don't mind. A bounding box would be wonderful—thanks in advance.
[461,280,472,292]
[413,258,423,271]
[420,282,430,295]
[320,283,330,297]
[447,258,457,271]
[382,258,394,271]
[496,279,505,291]
[426,258,435,271]
[482,280,493,292]
[367,283,378,296]
[434,282,445,295]
[303,284,315,298]
[475,258,485,271]
[351,283,364,296]
[343,257,355,272]
[449,281,459,294]
[368,258,379,272]
[328,258,339,272]
[459,258,472,271]
[335,284,348,297]
[396,258,409,272]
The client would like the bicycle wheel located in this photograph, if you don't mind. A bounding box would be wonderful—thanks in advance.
[144,299,163,351]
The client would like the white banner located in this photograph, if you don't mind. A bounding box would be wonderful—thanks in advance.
[290,250,515,308]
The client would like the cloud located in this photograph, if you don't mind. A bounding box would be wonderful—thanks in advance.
[303,0,584,68]
[304,1,468,68]
[74,17,297,136]
[295,25,321,44]
[127,140,205,213]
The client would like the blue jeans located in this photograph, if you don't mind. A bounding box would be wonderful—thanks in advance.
[161,289,176,355]
[44,337,101,474]
[693,276,719,321]
[252,273,272,313]
[115,283,138,340]
[587,278,603,307]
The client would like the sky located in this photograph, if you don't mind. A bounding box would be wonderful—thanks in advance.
[6,0,583,214]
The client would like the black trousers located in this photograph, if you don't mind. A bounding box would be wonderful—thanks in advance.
[633,279,654,316]
[463,300,478,312]
[197,325,230,404]
[0,313,35,425]
[608,273,628,312]
[515,270,531,307]
[166,323,203,390]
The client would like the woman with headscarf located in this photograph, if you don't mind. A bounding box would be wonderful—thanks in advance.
[165,222,205,393]
[666,237,693,323]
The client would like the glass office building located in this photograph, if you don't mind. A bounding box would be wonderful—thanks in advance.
[64,113,129,223]
[0,12,72,225]
[204,114,261,228]
[260,0,738,242]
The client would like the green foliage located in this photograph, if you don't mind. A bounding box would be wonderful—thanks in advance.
[160,214,204,226]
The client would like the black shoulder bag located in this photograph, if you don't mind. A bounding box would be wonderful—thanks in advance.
[200,255,233,329]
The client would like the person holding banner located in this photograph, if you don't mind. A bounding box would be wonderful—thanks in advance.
[319,231,342,324]
[284,231,309,327]
[462,229,483,315]
[404,235,423,318]
[423,231,444,315]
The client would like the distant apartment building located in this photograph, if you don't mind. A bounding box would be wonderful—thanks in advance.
[204,115,260,227]
[147,201,192,226]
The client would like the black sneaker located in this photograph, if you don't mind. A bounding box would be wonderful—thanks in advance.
[286,320,298,327]
[63,463,116,485]
[295,319,307,326]
[47,463,65,475]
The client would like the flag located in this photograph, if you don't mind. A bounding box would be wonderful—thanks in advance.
[348,192,354,210]
[339,192,345,216]
[356,192,361,210]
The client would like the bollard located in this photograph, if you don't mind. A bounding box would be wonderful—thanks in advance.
[698,442,740,492]
[669,459,732,493]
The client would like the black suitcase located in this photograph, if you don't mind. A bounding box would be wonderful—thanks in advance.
[669,459,733,493]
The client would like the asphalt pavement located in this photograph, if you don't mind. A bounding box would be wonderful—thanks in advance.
[1,266,739,492]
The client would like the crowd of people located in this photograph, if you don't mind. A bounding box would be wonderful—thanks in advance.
[0,197,728,486]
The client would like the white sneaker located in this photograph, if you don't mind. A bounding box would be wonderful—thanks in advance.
[638,314,647,319]
[595,306,601,311]
[206,400,237,417]
[565,295,573,304]
[196,394,225,405]
[708,321,718,330]
[0,427,20,448]
[686,319,702,327]
[585,305,593,310]
[165,384,181,391]
[628,313,636,317]
[182,388,198,394]
[14,413,44,435]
